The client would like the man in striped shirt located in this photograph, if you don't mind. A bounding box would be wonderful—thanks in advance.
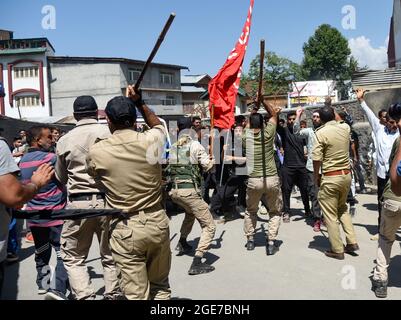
[19,126,68,300]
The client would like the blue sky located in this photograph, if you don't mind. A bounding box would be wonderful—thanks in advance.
[1,0,393,75]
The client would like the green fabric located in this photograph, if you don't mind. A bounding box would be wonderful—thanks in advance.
[243,122,277,178]
[383,137,401,202]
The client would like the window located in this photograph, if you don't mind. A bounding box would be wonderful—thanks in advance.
[128,69,141,82]
[162,95,176,106]
[14,66,39,79]
[160,72,174,85]
[15,95,40,107]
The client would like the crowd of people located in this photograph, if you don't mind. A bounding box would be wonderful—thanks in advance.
[0,86,400,300]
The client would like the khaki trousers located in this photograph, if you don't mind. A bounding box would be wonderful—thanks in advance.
[60,198,120,300]
[169,188,216,258]
[109,208,171,300]
[374,199,401,281]
[318,174,357,253]
[244,176,283,241]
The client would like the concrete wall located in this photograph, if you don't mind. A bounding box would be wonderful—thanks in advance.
[364,88,401,114]
[48,61,122,117]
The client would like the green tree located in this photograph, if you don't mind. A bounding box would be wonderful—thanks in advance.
[302,24,359,99]
[241,51,304,97]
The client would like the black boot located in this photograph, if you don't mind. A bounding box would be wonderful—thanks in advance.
[372,278,388,298]
[188,257,215,275]
[266,241,278,256]
[175,238,192,256]
[246,240,255,251]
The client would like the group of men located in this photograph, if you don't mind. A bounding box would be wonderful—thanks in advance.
[0,84,400,300]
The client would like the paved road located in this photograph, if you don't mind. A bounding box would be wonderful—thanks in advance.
[4,191,401,300]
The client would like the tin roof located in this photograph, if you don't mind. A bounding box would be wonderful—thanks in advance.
[352,67,401,90]
[181,74,211,84]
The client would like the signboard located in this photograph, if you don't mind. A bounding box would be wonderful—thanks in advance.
[288,80,338,107]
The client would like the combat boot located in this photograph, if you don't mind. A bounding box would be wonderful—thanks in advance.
[372,278,388,298]
[266,241,278,256]
[175,238,192,256]
[188,257,215,275]
[246,240,255,251]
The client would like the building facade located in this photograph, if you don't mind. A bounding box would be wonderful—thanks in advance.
[47,57,188,118]
[0,30,188,120]
[0,31,54,119]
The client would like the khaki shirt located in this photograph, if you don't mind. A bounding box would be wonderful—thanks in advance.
[189,139,213,172]
[312,120,351,174]
[383,137,401,202]
[55,119,111,195]
[86,125,167,212]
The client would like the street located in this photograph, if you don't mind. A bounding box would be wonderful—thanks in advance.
[3,190,401,300]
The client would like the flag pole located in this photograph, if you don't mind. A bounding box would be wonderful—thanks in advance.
[210,104,215,159]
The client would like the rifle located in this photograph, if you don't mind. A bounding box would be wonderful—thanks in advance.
[134,13,176,91]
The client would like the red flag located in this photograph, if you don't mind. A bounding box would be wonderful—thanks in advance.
[209,0,254,130]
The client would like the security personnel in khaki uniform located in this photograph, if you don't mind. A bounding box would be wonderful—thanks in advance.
[87,88,171,300]
[55,96,120,300]
[166,117,216,275]
[312,105,359,260]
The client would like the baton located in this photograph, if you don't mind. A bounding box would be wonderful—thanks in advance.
[134,13,176,90]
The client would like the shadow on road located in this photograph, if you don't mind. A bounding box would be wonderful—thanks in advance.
[363,203,379,212]
[308,235,329,253]
[388,256,401,288]
[353,223,378,236]
[3,230,34,300]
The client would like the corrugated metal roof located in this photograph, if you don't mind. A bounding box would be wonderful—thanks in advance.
[199,87,248,99]
[352,67,401,90]
[181,86,206,93]
[181,74,210,84]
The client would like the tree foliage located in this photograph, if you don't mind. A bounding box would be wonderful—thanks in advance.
[241,51,304,97]
[302,24,357,82]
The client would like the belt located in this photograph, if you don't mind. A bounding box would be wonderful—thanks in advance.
[323,169,351,177]
[69,193,105,201]
[120,203,164,219]
[173,183,196,190]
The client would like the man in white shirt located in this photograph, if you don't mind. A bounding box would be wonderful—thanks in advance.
[356,89,399,239]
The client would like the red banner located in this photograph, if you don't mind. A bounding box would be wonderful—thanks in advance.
[208,0,254,130]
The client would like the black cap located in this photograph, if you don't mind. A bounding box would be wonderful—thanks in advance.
[73,96,98,114]
[177,117,192,131]
[105,96,137,125]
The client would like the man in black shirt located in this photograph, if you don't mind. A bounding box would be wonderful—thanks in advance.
[277,111,311,223]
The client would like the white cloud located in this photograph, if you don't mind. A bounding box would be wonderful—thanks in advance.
[348,36,388,70]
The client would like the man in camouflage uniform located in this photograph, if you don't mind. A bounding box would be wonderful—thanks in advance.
[166,118,216,275]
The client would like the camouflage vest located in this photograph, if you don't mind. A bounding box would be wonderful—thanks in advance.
[167,135,202,189]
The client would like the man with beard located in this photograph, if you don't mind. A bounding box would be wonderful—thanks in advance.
[277,111,311,223]
[19,126,69,300]
[294,108,323,232]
